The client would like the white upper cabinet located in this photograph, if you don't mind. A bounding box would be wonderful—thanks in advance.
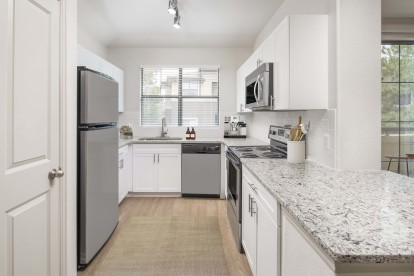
[261,31,276,63]
[236,34,276,113]
[274,15,328,110]
[77,45,124,112]
[236,15,328,112]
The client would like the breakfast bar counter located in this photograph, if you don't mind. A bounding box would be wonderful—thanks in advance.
[241,158,414,265]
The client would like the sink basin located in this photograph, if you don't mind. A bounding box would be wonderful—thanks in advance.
[138,136,183,141]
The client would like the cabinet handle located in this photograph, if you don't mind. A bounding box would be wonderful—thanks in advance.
[153,154,155,163]
[248,194,251,214]
[257,58,262,68]
[249,182,258,192]
[251,199,256,217]
[157,154,160,163]
[119,159,124,169]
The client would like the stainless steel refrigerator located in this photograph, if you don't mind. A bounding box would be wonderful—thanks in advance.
[77,67,119,268]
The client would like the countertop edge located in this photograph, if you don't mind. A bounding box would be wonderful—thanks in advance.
[241,160,414,265]
[118,137,268,148]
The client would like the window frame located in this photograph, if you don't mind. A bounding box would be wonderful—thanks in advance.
[381,41,414,170]
[140,66,220,127]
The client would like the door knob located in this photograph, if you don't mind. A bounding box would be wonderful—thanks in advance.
[49,167,64,180]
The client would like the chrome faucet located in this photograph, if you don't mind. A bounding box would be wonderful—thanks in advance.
[161,117,168,137]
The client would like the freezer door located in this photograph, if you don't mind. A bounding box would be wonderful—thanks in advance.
[79,70,118,124]
[79,127,119,265]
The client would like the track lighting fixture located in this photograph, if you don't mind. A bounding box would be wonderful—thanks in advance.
[168,0,181,29]
[168,0,177,15]
[173,14,181,29]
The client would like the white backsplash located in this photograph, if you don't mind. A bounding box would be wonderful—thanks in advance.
[118,111,236,139]
[246,110,336,168]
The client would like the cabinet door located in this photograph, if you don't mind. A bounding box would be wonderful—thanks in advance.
[118,157,123,203]
[236,66,246,112]
[242,181,257,275]
[133,153,157,192]
[77,45,100,71]
[289,15,328,110]
[126,146,133,192]
[256,199,280,276]
[274,17,290,110]
[262,31,276,63]
[100,59,113,77]
[157,153,181,192]
[112,66,124,112]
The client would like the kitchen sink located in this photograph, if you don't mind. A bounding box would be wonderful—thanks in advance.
[138,136,183,141]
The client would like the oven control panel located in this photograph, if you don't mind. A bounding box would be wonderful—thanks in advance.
[268,125,289,143]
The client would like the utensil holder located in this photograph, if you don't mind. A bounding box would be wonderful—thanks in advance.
[287,141,305,163]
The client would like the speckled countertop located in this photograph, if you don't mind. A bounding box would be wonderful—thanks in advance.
[118,137,268,148]
[241,159,414,264]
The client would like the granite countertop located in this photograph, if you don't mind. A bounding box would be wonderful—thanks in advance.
[118,137,268,148]
[241,159,414,264]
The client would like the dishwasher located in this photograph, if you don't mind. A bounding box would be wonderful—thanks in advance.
[182,143,221,197]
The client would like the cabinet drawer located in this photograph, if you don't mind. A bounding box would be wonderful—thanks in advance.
[133,144,181,154]
[243,165,280,226]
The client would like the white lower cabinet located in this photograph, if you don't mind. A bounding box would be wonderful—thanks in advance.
[118,145,131,203]
[157,154,181,192]
[133,153,157,192]
[132,145,181,193]
[256,199,279,276]
[242,166,280,276]
[242,182,257,272]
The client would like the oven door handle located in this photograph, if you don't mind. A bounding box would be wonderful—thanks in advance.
[226,152,241,167]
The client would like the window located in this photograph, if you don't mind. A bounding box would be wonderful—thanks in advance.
[140,67,220,127]
[381,43,414,175]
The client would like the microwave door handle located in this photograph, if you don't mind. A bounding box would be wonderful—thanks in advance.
[253,76,259,103]
[258,77,263,102]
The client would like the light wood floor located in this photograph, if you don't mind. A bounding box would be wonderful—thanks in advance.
[78,197,252,276]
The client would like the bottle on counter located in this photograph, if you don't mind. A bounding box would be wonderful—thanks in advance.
[186,127,191,140]
[190,127,196,140]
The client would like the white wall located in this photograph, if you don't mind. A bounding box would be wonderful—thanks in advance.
[335,0,381,170]
[77,27,108,59]
[107,48,251,138]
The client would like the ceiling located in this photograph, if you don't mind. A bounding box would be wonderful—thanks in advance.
[382,0,414,18]
[78,0,284,48]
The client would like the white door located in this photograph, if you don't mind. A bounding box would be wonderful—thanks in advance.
[157,153,181,193]
[133,154,157,192]
[0,0,62,275]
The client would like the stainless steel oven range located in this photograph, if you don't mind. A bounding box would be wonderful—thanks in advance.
[226,126,288,252]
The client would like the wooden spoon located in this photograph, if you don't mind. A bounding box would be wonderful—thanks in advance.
[293,116,303,141]
[290,127,297,141]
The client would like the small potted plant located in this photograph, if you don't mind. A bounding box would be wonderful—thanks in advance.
[120,125,133,139]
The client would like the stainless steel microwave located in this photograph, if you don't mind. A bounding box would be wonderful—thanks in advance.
[245,63,273,110]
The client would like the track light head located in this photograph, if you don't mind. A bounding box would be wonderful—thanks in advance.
[173,14,181,29]
[168,0,177,15]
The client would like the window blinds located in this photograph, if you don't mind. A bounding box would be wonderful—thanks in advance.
[140,67,220,127]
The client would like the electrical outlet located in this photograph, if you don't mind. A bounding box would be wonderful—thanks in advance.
[323,134,329,149]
